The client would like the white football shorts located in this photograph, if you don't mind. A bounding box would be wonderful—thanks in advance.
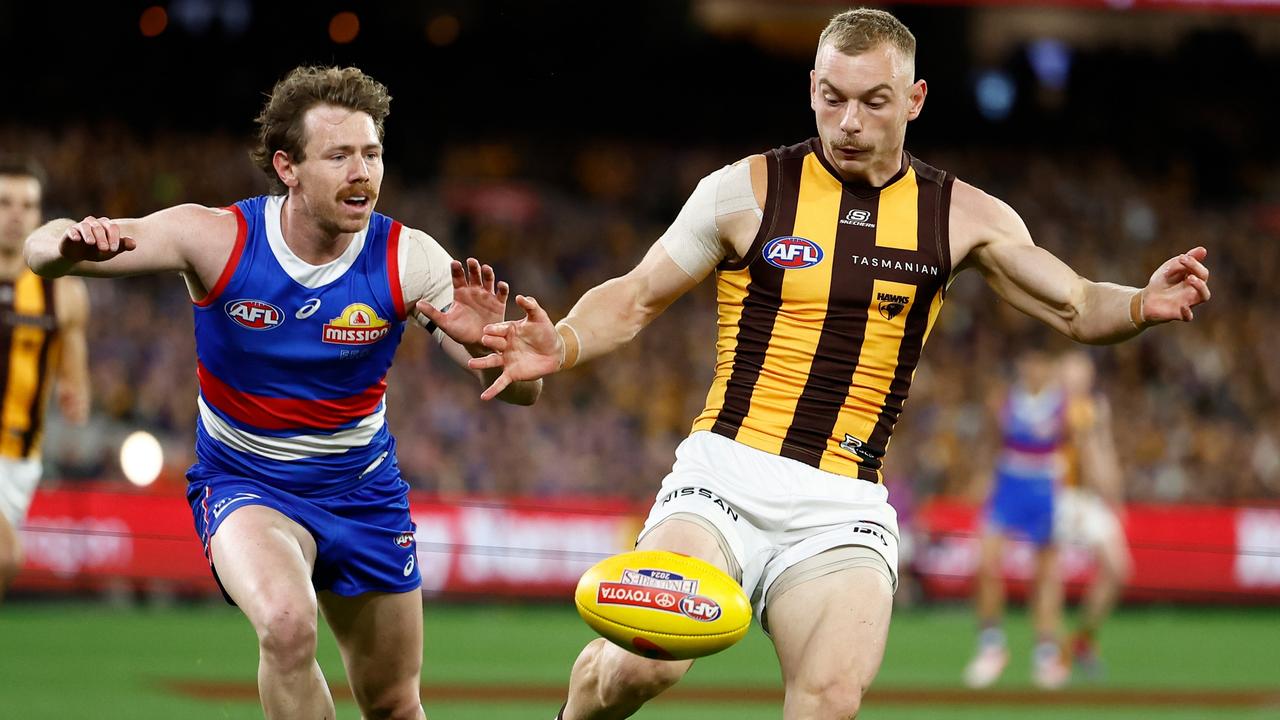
[638,431,899,626]
[0,457,43,526]
[1055,487,1124,548]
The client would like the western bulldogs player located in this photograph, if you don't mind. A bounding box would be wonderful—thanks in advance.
[965,348,1073,690]
[25,66,540,720]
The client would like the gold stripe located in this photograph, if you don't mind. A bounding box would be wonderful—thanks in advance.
[1,274,48,458]
[692,267,752,432]
[819,279,917,475]
[874,167,918,250]
[735,153,842,455]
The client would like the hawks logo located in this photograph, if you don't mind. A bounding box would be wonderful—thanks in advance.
[225,299,283,330]
[876,291,910,321]
[323,303,392,345]
[763,237,824,269]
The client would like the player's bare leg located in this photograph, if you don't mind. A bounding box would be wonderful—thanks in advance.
[211,505,335,719]
[0,512,22,602]
[1030,544,1068,688]
[320,589,427,720]
[964,529,1009,688]
[1072,536,1131,673]
[768,564,893,719]
[560,519,729,720]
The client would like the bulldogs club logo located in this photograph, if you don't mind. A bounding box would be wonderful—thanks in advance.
[323,303,392,345]
[225,299,284,330]
[763,237,824,269]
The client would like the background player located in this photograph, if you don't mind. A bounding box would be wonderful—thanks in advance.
[1058,350,1132,677]
[25,66,539,719]
[964,347,1073,690]
[0,157,89,604]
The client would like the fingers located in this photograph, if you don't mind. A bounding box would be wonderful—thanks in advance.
[1178,253,1209,283]
[479,262,496,294]
[449,260,466,288]
[515,294,550,323]
[1186,273,1211,304]
[414,299,444,325]
[480,334,509,351]
[482,321,513,337]
[1186,246,1207,261]
[468,353,505,370]
[495,280,510,305]
[465,258,483,289]
[120,235,138,252]
[479,372,513,402]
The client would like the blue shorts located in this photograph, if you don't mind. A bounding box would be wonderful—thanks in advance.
[983,472,1056,547]
[186,461,421,602]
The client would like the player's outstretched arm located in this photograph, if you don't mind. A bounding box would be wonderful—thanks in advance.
[954,181,1210,344]
[401,227,540,405]
[468,241,702,401]
[25,204,235,281]
[53,276,91,425]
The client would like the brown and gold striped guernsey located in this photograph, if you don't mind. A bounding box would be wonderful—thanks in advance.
[692,138,953,482]
[0,270,60,460]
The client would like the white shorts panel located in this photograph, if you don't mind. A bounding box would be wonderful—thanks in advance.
[638,431,900,624]
[0,457,43,526]
[1055,488,1123,547]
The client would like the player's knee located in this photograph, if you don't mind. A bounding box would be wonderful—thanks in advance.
[585,640,686,706]
[0,544,21,586]
[256,608,318,670]
[358,688,422,720]
[788,676,866,720]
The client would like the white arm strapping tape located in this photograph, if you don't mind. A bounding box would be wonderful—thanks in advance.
[658,161,762,280]
[400,227,458,344]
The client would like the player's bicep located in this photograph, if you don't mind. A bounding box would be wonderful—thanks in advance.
[961,189,1082,333]
[400,227,456,329]
[630,240,704,316]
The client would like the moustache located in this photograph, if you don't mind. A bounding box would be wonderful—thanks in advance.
[337,183,377,202]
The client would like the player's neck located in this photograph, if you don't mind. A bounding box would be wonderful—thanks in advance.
[0,246,25,281]
[278,195,355,265]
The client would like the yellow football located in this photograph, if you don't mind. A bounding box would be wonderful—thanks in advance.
[574,549,751,660]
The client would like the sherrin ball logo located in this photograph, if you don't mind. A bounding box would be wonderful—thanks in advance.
[323,303,392,345]
[763,236,824,269]
[575,550,751,660]
[225,299,284,330]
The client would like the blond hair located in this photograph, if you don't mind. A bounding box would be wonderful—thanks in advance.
[250,65,392,194]
[818,8,916,60]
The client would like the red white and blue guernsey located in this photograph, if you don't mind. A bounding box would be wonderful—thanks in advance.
[186,195,429,598]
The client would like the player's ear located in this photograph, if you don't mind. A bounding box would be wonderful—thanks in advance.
[906,79,927,121]
[273,150,299,189]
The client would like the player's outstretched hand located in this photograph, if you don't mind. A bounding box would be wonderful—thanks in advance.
[1138,246,1211,325]
[468,294,562,401]
[61,216,137,263]
[415,258,509,350]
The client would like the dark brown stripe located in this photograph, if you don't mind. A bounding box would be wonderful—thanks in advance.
[711,150,801,439]
[867,169,950,455]
[20,278,56,456]
[778,191,881,468]
[0,281,14,421]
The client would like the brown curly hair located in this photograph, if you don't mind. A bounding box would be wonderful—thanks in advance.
[250,65,392,194]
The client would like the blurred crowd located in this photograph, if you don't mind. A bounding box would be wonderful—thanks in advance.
[6,122,1278,505]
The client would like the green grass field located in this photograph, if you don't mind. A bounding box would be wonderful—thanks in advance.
[1,600,1276,719]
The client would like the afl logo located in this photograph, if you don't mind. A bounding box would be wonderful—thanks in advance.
[394,532,415,549]
[763,237,824,269]
[225,299,283,330]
